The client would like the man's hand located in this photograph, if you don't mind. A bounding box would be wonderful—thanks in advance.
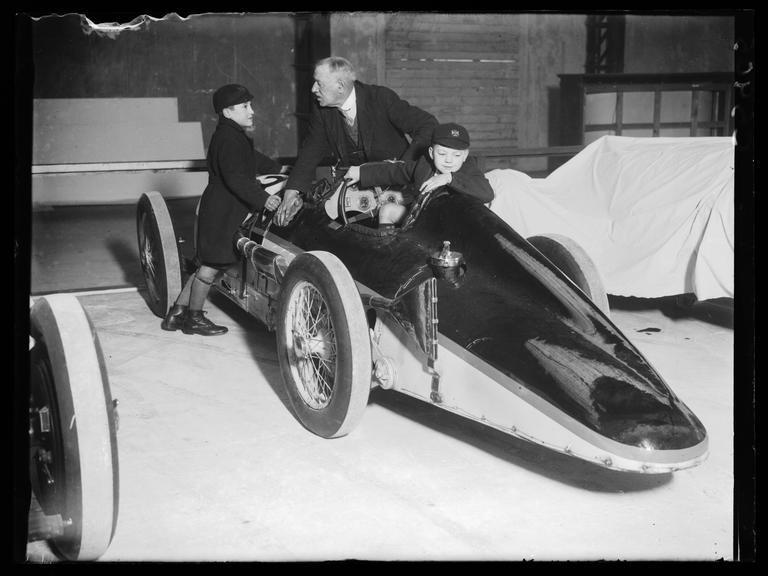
[275,189,304,226]
[344,166,361,186]
[419,172,452,194]
[264,195,281,212]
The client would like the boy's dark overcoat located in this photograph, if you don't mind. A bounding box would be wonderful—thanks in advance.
[197,117,282,265]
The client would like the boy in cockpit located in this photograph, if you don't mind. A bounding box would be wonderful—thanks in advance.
[344,122,494,225]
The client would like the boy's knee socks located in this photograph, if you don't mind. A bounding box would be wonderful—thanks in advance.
[189,272,216,310]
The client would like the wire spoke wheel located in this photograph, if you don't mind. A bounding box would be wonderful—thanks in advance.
[277,251,372,438]
[136,192,182,318]
[286,281,338,409]
[138,211,161,304]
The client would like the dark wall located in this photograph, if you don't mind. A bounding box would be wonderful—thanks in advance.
[30,13,298,157]
[27,12,738,162]
[624,15,734,74]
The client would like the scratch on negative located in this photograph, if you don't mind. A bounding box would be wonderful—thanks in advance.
[79,13,189,38]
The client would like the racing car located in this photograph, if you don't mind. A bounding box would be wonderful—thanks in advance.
[137,170,708,474]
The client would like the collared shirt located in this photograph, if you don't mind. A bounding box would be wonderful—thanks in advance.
[339,87,357,125]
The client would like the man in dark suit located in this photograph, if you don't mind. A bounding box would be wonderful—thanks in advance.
[274,56,438,226]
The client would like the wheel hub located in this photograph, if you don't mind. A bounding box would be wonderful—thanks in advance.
[292,327,332,360]
[139,218,160,302]
[142,242,155,275]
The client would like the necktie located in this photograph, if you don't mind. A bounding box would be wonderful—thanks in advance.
[341,110,359,143]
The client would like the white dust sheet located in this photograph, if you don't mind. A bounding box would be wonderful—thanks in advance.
[486,136,734,300]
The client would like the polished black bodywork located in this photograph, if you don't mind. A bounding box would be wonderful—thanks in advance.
[264,188,706,453]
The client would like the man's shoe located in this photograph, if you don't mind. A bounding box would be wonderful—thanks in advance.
[161,304,187,331]
[182,310,228,336]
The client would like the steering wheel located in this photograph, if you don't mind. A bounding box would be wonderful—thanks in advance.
[326,178,404,229]
[336,178,351,228]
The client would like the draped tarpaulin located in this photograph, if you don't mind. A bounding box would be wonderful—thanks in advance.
[486,136,734,300]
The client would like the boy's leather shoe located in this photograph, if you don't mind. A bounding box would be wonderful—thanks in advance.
[161,304,187,331]
[182,310,228,336]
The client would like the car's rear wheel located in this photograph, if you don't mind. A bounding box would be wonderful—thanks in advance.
[276,251,372,438]
[137,191,183,318]
[527,233,610,317]
[29,294,119,561]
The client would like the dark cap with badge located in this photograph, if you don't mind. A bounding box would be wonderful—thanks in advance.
[212,84,254,114]
[431,122,470,150]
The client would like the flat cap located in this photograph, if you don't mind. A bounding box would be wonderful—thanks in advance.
[213,84,254,114]
[431,123,470,150]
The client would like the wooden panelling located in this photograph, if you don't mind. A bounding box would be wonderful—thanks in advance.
[387,41,517,52]
[387,14,519,32]
[386,50,518,61]
[386,60,517,72]
[398,95,516,107]
[386,79,517,90]
[385,14,519,151]
[386,31,518,42]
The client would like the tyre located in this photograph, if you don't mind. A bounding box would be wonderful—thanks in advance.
[137,191,183,317]
[527,233,610,317]
[276,251,372,438]
[29,294,119,561]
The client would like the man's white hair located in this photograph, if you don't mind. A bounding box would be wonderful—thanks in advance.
[316,56,357,84]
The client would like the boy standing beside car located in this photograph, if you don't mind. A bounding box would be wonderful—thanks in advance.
[161,83,283,336]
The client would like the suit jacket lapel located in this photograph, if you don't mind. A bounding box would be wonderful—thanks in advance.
[355,84,374,156]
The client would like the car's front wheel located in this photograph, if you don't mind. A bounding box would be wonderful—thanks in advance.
[276,251,372,438]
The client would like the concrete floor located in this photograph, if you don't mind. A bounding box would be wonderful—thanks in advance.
[25,203,736,561]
